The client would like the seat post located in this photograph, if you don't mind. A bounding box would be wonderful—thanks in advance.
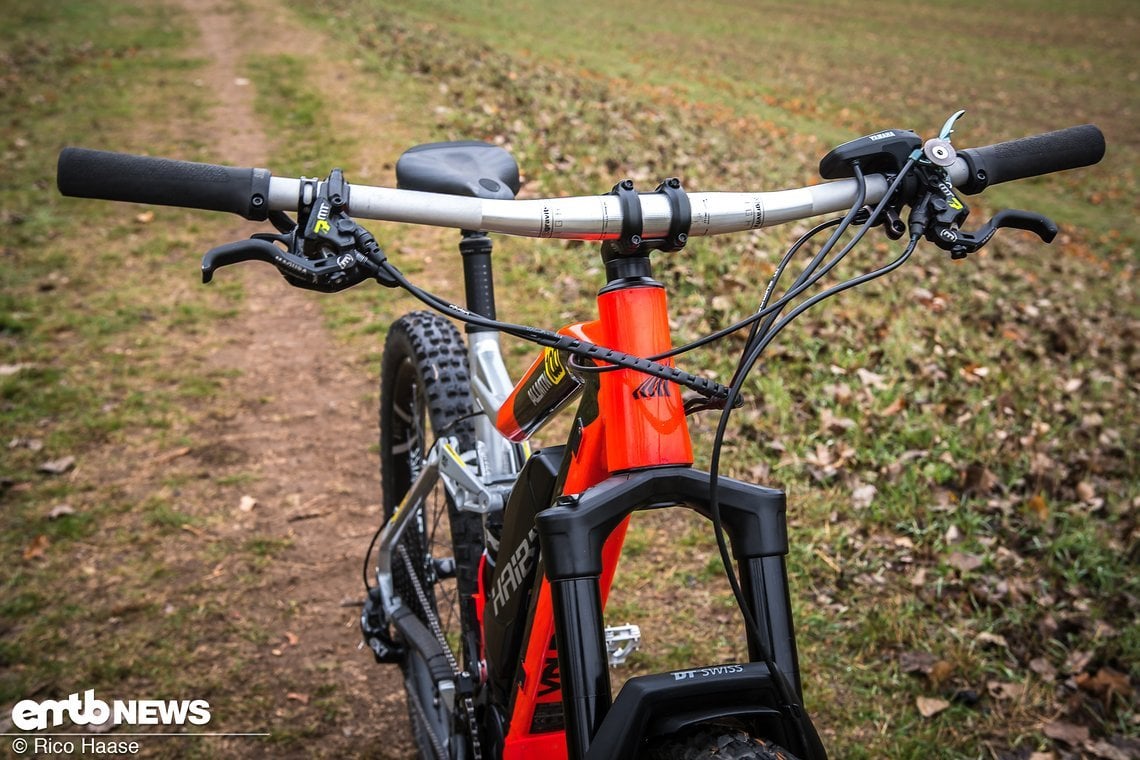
[459,230,497,332]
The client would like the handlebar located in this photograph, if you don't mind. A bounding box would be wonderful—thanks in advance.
[56,124,1105,240]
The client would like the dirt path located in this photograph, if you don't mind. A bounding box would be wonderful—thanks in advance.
[167,0,413,754]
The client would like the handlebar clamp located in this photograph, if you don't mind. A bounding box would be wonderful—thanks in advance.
[600,177,691,260]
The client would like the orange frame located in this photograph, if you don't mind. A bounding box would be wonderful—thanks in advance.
[490,282,693,758]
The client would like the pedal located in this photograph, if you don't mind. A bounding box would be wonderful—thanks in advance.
[605,623,641,667]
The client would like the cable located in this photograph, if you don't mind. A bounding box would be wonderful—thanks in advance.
[704,234,920,649]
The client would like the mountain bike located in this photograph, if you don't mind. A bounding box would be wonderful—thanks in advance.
[56,114,1105,759]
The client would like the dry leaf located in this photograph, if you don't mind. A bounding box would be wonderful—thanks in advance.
[1029,657,1058,680]
[929,660,954,687]
[962,462,1000,494]
[23,534,50,560]
[39,456,76,475]
[851,482,877,510]
[986,680,1025,700]
[947,552,983,573]
[976,631,1009,649]
[856,368,887,389]
[1085,739,1133,760]
[286,692,309,704]
[880,396,907,417]
[823,383,853,404]
[1025,493,1049,520]
[135,211,155,224]
[820,407,856,433]
[1076,666,1133,707]
[47,504,75,519]
[1075,481,1096,501]
[1043,720,1089,745]
[239,495,258,512]
[284,631,299,647]
[899,651,938,675]
[915,696,950,718]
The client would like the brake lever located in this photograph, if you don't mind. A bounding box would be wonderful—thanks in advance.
[201,231,376,292]
[201,238,289,283]
[931,208,1058,259]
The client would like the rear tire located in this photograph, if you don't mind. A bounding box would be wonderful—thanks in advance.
[379,311,484,759]
[644,726,801,760]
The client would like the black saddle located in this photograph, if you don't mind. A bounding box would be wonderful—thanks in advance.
[395,141,520,200]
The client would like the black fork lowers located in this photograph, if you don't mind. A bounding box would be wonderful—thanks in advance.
[535,467,797,758]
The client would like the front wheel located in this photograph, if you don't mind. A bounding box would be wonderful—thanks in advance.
[644,726,801,760]
[379,311,484,759]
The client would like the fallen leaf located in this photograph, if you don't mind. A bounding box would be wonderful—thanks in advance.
[1085,739,1133,760]
[23,534,50,560]
[47,504,75,519]
[915,696,950,718]
[987,680,1025,700]
[819,407,857,433]
[1076,666,1133,707]
[823,383,853,404]
[946,552,983,573]
[856,368,887,389]
[1025,493,1049,520]
[1075,481,1096,502]
[962,462,1000,494]
[1029,657,1058,680]
[0,363,35,376]
[851,482,877,509]
[286,692,309,704]
[135,211,154,224]
[239,495,258,512]
[1043,720,1089,745]
[929,660,954,687]
[910,566,927,588]
[285,631,299,647]
[1064,649,1094,675]
[899,651,938,674]
[38,456,76,475]
[880,396,907,417]
[976,631,1009,649]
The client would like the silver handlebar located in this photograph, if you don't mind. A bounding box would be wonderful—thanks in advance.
[265,160,971,241]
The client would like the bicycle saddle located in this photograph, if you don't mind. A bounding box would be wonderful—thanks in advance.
[396,140,520,200]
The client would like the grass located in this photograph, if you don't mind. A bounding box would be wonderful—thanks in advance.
[3,0,1135,757]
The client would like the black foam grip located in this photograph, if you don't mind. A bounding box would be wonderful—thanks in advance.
[958,124,1105,194]
[57,147,272,220]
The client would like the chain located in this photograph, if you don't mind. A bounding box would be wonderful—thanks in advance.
[397,544,484,760]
